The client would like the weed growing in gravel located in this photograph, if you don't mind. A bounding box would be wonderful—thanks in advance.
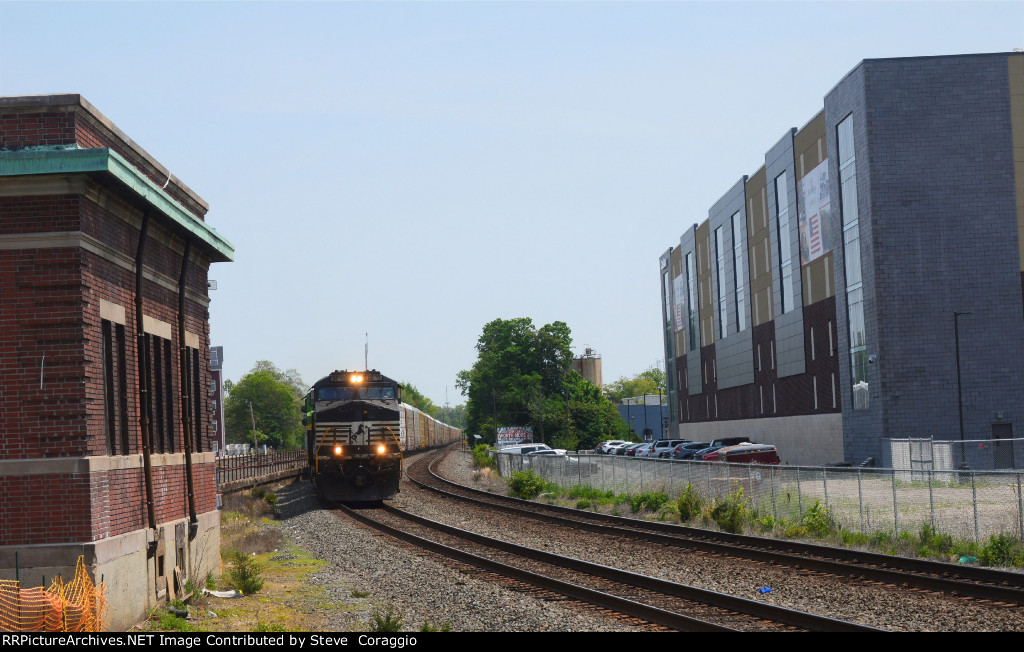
[369,604,404,632]
[420,621,452,632]
[351,589,371,598]
[979,534,1024,567]
[225,550,265,595]
[800,501,837,539]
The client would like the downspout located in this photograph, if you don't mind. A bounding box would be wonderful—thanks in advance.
[135,211,158,538]
[177,239,199,533]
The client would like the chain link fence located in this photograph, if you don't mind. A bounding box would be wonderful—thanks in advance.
[496,451,1024,543]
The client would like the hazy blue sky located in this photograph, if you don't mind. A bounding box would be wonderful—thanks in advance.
[2,1,1021,408]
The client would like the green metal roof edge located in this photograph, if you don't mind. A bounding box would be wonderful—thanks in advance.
[0,147,235,262]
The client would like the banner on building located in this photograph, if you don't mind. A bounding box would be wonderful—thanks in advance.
[672,274,686,332]
[496,426,534,449]
[798,159,832,265]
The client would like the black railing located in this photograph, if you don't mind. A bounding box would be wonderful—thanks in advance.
[216,450,308,487]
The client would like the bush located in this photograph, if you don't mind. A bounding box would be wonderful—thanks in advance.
[801,501,836,539]
[979,534,1024,567]
[225,550,264,595]
[629,491,669,514]
[676,484,704,523]
[507,470,547,499]
[709,485,749,534]
[471,444,496,470]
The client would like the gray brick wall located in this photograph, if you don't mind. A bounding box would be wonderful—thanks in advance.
[826,54,1024,463]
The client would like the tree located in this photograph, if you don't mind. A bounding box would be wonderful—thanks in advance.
[401,382,440,417]
[457,318,629,449]
[224,363,305,450]
[604,367,667,403]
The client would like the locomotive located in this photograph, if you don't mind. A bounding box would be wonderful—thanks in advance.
[303,369,461,502]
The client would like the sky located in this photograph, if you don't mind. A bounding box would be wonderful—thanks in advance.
[2,1,1022,409]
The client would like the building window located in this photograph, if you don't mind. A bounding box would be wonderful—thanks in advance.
[775,171,795,313]
[186,346,204,453]
[731,212,746,332]
[715,225,728,338]
[686,251,698,351]
[146,334,176,453]
[101,320,131,455]
[838,114,868,409]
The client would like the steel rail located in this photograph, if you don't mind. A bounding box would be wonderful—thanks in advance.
[415,448,1024,606]
[334,502,736,632]
[378,503,882,632]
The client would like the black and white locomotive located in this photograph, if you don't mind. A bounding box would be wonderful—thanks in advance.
[303,369,460,502]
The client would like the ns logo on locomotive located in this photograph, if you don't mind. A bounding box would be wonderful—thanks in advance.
[303,370,461,502]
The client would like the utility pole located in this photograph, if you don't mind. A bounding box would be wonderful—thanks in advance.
[248,400,258,453]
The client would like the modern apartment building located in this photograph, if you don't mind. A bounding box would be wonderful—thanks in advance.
[660,52,1024,466]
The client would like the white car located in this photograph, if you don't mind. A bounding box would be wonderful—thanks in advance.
[598,440,629,454]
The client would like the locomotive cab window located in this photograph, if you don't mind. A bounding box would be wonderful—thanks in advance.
[318,387,355,401]
[360,386,396,400]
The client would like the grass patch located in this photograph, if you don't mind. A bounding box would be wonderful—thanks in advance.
[368,604,404,632]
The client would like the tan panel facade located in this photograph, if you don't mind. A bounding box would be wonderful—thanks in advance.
[745,166,773,326]
[670,247,685,354]
[794,110,835,305]
[1009,55,1024,270]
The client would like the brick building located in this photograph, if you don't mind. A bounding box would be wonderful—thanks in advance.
[660,52,1024,466]
[0,95,234,629]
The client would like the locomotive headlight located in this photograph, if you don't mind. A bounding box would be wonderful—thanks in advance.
[334,446,342,456]
[351,373,363,384]
[376,445,386,455]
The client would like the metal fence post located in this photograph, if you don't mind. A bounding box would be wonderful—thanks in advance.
[971,471,979,543]
[1017,471,1023,541]
[928,468,935,531]
[796,467,803,519]
[857,468,864,533]
[771,465,777,520]
[823,467,830,510]
[892,467,899,534]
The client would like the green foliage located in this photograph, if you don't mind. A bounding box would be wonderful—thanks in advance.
[918,523,954,558]
[709,485,749,534]
[507,470,549,499]
[800,501,837,538]
[225,550,264,595]
[369,604,404,632]
[151,609,200,632]
[253,622,286,632]
[420,621,452,632]
[676,484,705,523]
[401,382,440,418]
[629,492,669,513]
[456,318,628,450]
[471,444,496,469]
[225,362,305,449]
[979,534,1024,567]
[603,368,667,402]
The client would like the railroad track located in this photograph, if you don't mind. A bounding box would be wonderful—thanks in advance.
[334,497,881,631]
[408,446,1024,608]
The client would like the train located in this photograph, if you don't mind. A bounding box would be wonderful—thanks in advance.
[303,369,462,502]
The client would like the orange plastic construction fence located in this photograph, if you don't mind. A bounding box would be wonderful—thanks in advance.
[0,556,107,632]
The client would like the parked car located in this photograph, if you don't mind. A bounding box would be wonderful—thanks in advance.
[597,440,629,454]
[502,443,552,456]
[607,442,632,455]
[710,436,751,448]
[651,439,688,458]
[692,445,726,461]
[633,443,656,458]
[622,443,645,456]
[671,441,710,460]
[704,443,780,464]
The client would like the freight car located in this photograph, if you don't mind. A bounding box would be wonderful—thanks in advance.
[303,369,461,502]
